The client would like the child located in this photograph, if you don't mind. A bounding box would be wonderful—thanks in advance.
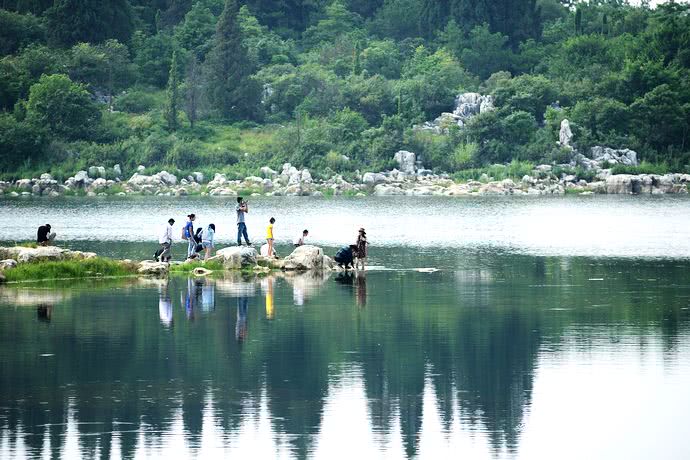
[266,217,276,258]
[202,223,216,261]
[356,228,368,271]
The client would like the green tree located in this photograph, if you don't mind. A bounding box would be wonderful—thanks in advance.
[46,0,134,46]
[0,113,46,172]
[459,24,515,80]
[204,0,261,120]
[132,31,174,87]
[0,9,45,56]
[165,50,180,131]
[25,74,101,140]
[630,84,688,152]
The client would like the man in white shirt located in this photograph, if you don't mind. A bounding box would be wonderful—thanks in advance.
[155,218,175,262]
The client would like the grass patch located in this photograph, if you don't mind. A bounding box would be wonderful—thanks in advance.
[3,258,137,282]
[610,161,670,175]
[452,160,535,183]
[169,259,225,273]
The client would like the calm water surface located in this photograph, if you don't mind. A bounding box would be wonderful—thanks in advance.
[1,196,690,459]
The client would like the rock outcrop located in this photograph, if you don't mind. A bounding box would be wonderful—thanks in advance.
[211,246,258,270]
[394,150,416,175]
[416,92,495,134]
[283,245,329,271]
[138,260,169,276]
[559,119,573,148]
[0,246,97,263]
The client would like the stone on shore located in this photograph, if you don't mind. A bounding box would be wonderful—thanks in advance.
[138,260,169,277]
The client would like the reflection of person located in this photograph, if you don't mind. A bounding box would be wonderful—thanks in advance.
[236,297,248,342]
[201,279,215,312]
[183,214,196,259]
[265,277,274,320]
[158,282,173,327]
[294,229,309,247]
[355,228,368,271]
[236,197,251,246]
[356,271,367,307]
[202,224,216,261]
[334,245,356,270]
[36,224,56,246]
[266,217,276,259]
[182,278,202,320]
[155,218,175,262]
[37,303,53,322]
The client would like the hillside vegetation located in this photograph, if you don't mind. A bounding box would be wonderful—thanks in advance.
[0,0,689,181]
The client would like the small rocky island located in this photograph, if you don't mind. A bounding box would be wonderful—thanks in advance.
[0,244,338,283]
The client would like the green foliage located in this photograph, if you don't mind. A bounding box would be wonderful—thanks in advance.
[204,0,261,120]
[113,88,162,113]
[0,112,46,172]
[0,9,45,56]
[165,50,180,131]
[169,259,225,273]
[46,0,134,47]
[3,257,137,282]
[610,161,671,176]
[25,74,101,141]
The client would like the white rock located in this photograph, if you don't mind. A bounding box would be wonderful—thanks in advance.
[394,150,416,175]
[212,246,258,269]
[138,260,169,277]
[559,119,573,148]
[114,164,122,177]
[362,172,386,186]
[283,245,327,271]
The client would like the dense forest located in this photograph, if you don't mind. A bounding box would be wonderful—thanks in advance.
[0,0,689,180]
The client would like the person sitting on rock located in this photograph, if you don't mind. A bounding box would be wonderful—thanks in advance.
[334,245,356,270]
[36,224,56,246]
[294,229,309,247]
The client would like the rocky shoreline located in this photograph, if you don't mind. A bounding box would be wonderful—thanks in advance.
[0,244,339,283]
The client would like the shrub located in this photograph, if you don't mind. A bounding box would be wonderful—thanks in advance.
[113,89,161,113]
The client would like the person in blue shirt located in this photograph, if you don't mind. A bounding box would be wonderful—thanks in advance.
[183,214,196,259]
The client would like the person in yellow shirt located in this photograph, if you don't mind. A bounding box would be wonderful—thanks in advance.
[266,217,276,259]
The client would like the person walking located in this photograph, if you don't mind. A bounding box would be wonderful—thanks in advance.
[236,197,251,246]
[294,229,309,247]
[202,223,216,261]
[155,218,175,262]
[266,217,276,259]
[36,224,56,246]
[355,228,368,271]
[183,214,196,259]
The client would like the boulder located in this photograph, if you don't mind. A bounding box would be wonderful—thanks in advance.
[40,173,52,181]
[74,170,89,185]
[0,259,17,270]
[212,246,258,269]
[394,150,416,175]
[283,245,327,271]
[362,172,386,186]
[138,260,169,277]
[157,170,177,186]
[374,184,404,196]
[260,166,277,178]
[301,169,313,183]
[605,174,636,194]
[591,146,638,166]
[559,119,573,148]
[17,246,66,263]
[114,164,122,177]
[137,165,146,173]
[192,171,204,183]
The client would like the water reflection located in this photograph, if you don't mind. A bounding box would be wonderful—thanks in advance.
[1,257,690,459]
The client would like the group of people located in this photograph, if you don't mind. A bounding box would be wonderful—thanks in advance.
[333,228,368,270]
[154,196,368,269]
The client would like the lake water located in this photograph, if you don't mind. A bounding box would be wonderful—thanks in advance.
[1,196,690,459]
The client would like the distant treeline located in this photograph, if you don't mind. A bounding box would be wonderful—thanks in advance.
[0,0,688,179]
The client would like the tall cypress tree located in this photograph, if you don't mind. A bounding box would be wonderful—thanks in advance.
[204,0,260,121]
[165,50,179,132]
[46,0,134,46]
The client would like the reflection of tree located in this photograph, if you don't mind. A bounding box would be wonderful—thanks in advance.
[1,255,689,458]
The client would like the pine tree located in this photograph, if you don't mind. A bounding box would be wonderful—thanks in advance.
[353,41,362,76]
[185,55,201,129]
[575,7,582,35]
[204,0,260,120]
[165,50,179,132]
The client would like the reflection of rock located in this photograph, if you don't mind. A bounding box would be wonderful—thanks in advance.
[0,288,71,306]
[214,275,257,297]
[211,246,258,269]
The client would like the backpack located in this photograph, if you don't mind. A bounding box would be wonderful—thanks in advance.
[181,227,188,240]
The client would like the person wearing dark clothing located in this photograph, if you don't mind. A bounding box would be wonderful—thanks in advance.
[236,197,251,246]
[36,224,56,246]
[355,228,368,271]
[334,245,356,270]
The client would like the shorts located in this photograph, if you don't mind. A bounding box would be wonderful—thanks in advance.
[202,242,213,249]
